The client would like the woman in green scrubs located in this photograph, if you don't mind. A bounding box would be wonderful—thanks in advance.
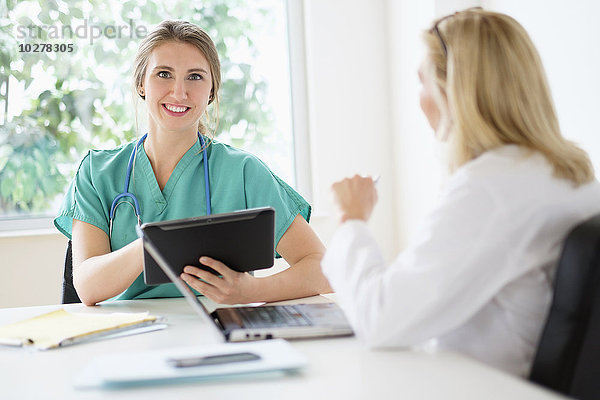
[54,20,332,306]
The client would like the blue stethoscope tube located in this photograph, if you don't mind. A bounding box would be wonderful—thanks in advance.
[108,132,211,239]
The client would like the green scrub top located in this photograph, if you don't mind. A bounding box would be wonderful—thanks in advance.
[54,136,311,300]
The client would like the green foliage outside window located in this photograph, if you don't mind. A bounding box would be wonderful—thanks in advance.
[0,0,279,215]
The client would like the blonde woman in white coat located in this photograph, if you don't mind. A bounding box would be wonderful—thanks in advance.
[322,8,600,377]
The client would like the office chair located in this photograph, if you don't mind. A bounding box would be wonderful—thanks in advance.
[529,214,600,400]
[62,240,82,304]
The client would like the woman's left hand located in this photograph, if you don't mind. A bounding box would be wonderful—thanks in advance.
[180,256,260,304]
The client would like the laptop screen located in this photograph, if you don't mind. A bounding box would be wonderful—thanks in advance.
[136,224,226,341]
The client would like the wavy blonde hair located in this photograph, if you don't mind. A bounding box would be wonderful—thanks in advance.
[133,20,221,138]
[423,9,594,185]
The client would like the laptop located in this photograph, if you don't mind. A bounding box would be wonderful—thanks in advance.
[136,224,354,342]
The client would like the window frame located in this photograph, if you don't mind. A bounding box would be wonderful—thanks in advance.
[286,0,313,204]
[0,0,313,235]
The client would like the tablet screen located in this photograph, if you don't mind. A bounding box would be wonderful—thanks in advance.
[141,207,275,285]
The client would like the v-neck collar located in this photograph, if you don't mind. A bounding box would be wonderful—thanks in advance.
[137,137,204,214]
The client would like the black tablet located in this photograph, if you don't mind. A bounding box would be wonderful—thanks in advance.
[141,207,275,285]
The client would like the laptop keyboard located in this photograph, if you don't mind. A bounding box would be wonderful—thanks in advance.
[238,305,312,328]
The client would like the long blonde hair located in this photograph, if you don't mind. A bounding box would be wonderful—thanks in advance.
[423,9,594,185]
[133,20,221,138]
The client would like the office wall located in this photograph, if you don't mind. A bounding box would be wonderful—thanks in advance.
[302,0,398,259]
[0,233,67,308]
[386,1,440,247]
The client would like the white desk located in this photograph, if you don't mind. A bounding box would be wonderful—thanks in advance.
[0,297,566,400]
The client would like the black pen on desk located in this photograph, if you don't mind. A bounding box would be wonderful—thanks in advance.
[167,351,261,368]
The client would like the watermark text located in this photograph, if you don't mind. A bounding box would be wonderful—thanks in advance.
[15,19,147,45]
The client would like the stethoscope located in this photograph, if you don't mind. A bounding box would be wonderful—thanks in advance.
[108,132,211,239]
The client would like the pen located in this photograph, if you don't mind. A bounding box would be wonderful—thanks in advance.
[167,351,261,368]
[58,319,159,347]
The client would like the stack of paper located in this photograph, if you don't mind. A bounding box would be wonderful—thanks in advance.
[0,309,159,350]
[75,338,307,388]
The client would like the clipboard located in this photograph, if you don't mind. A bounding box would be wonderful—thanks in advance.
[0,309,159,350]
[142,207,275,285]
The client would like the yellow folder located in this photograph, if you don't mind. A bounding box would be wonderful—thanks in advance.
[0,309,158,350]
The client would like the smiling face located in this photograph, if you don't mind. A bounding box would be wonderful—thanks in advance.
[140,41,213,136]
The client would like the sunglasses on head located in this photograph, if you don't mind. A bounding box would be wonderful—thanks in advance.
[431,7,484,56]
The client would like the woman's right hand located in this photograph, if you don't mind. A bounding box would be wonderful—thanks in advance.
[330,174,379,224]
[180,256,260,305]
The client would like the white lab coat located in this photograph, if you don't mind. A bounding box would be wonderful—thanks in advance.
[322,145,600,377]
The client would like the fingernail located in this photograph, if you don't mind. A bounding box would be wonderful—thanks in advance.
[200,257,207,263]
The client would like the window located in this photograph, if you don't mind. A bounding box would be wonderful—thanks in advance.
[0,0,300,232]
